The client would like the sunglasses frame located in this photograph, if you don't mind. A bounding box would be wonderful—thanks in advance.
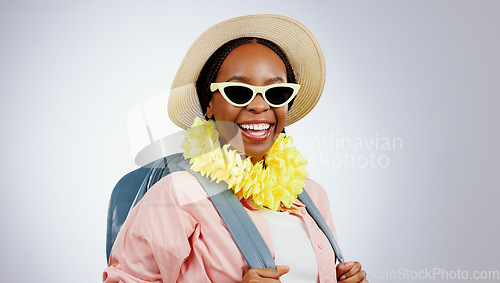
[210,82,300,108]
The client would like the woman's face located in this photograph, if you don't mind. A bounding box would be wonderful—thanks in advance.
[206,43,288,163]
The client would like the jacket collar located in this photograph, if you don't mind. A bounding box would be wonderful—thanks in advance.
[240,196,306,212]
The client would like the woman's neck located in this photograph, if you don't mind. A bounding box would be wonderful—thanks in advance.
[219,138,265,165]
[250,155,264,165]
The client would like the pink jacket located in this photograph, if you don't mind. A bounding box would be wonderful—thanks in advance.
[104,171,339,282]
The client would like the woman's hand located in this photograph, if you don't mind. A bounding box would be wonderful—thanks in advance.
[242,265,290,282]
[336,261,368,283]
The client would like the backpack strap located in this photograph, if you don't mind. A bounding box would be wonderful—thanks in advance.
[298,190,345,263]
[178,158,277,270]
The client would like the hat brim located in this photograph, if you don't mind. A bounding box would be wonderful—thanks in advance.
[168,14,325,130]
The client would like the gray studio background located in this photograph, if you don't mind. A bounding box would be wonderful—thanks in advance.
[1,0,499,282]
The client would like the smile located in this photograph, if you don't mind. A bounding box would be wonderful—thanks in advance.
[238,122,273,142]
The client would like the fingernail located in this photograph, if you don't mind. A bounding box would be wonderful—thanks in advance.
[346,261,354,268]
[339,275,347,280]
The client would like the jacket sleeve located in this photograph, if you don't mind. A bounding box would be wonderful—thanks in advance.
[103,173,198,283]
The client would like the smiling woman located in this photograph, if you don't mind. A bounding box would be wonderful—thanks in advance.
[104,14,367,283]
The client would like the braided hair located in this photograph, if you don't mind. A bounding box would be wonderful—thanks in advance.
[196,37,297,117]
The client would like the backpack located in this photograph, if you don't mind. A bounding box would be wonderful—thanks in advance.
[106,153,344,269]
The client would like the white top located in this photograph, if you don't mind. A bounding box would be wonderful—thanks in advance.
[258,208,318,283]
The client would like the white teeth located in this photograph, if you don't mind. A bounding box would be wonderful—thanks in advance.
[240,123,271,131]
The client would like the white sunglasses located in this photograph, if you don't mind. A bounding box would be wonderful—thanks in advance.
[210,82,300,108]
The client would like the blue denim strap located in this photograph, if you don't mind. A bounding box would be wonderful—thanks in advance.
[179,158,277,270]
[298,190,345,263]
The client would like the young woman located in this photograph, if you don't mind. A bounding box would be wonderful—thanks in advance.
[104,14,367,283]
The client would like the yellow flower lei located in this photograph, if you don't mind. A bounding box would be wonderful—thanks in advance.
[180,117,309,211]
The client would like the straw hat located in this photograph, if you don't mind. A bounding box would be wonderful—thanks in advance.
[168,14,325,130]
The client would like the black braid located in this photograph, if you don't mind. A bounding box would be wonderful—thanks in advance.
[196,37,297,117]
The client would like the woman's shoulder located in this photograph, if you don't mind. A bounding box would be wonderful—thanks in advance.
[122,170,210,230]
[121,171,208,239]
[143,170,210,206]
[303,178,330,202]
[302,178,333,219]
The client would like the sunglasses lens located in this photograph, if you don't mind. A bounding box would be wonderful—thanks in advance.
[223,86,254,105]
[265,86,294,106]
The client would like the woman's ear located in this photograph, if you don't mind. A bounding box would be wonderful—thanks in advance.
[206,101,213,119]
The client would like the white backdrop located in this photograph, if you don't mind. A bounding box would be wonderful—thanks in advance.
[1,1,499,282]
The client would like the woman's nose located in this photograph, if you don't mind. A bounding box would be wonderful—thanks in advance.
[246,93,270,113]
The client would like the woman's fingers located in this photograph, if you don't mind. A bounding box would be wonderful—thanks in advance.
[242,266,290,282]
[253,268,280,279]
[337,261,368,283]
[336,261,355,279]
[338,270,368,283]
[340,261,362,279]
[276,265,290,276]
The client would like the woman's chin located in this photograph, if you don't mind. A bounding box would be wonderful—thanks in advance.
[240,138,277,163]
[217,124,282,164]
